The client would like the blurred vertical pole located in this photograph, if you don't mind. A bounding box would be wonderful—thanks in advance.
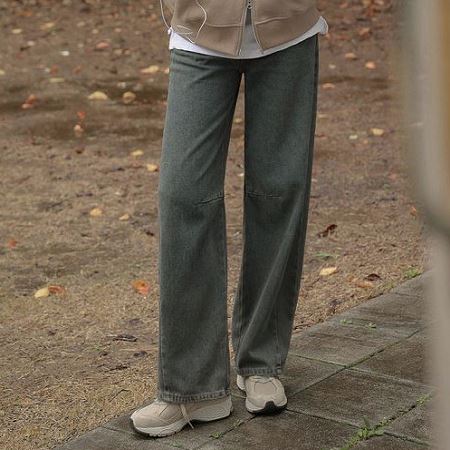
[401,0,450,448]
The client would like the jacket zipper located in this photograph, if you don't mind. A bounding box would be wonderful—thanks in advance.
[237,0,248,56]
[237,0,264,56]
[248,0,264,53]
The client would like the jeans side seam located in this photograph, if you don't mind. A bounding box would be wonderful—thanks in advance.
[221,200,230,391]
[293,34,319,298]
[157,212,166,397]
[275,289,282,371]
[234,184,247,369]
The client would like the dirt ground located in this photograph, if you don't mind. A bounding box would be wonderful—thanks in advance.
[0,0,427,449]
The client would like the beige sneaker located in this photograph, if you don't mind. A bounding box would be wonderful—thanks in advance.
[236,374,287,414]
[130,395,233,437]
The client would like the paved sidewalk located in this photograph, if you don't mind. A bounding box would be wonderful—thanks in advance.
[55,273,433,450]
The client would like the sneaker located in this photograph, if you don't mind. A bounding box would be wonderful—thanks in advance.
[130,395,233,437]
[236,374,287,414]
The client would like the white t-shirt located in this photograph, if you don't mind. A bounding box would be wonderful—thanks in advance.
[168,6,328,59]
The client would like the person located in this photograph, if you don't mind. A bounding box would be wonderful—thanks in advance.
[131,0,328,437]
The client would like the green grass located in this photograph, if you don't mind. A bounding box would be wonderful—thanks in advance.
[404,267,422,280]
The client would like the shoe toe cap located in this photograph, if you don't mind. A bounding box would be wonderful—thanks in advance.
[131,406,167,429]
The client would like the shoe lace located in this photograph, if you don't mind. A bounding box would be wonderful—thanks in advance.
[180,403,195,429]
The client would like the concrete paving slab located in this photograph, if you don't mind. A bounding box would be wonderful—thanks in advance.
[280,354,342,395]
[357,292,425,320]
[289,325,393,366]
[335,294,424,338]
[354,330,431,385]
[390,272,432,299]
[353,435,429,449]
[386,399,433,445]
[309,318,407,340]
[196,411,357,450]
[102,397,253,450]
[53,426,175,450]
[288,369,431,428]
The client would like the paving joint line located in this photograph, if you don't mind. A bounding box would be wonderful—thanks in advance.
[328,393,433,449]
[347,365,435,389]
[289,326,423,380]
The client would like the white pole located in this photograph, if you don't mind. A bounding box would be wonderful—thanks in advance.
[401,1,450,448]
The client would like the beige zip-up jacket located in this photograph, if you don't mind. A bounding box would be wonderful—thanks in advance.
[161,0,321,57]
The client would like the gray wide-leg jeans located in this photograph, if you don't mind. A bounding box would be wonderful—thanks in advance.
[157,34,319,403]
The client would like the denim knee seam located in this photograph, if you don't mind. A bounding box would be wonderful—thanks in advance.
[157,387,231,403]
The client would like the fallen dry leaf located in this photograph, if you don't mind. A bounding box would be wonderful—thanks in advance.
[7,238,18,249]
[88,91,109,101]
[358,27,371,38]
[351,278,374,289]
[21,94,38,110]
[122,91,136,104]
[371,127,385,136]
[318,224,337,238]
[95,41,110,51]
[131,149,144,157]
[74,124,84,138]
[141,65,159,74]
[48,285,66,295]
[89,207,103,217]
[320,266,337,276]
[365,273,381,281]
[77,111,86,121]
[40,22,55,31]
[132,279,150,296]
[34,287,49,298]
[146,163,159,172]
[365,61,376,70]
[119,213,130,221]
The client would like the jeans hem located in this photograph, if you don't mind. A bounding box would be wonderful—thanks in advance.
[157,387,231,403]
[235,367,283,377]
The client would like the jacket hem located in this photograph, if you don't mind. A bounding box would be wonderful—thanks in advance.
[254,7,321,50]
[169,7,322,56]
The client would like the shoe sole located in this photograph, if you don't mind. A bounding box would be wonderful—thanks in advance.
[131,397,233,438]
[236,375,288,415]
